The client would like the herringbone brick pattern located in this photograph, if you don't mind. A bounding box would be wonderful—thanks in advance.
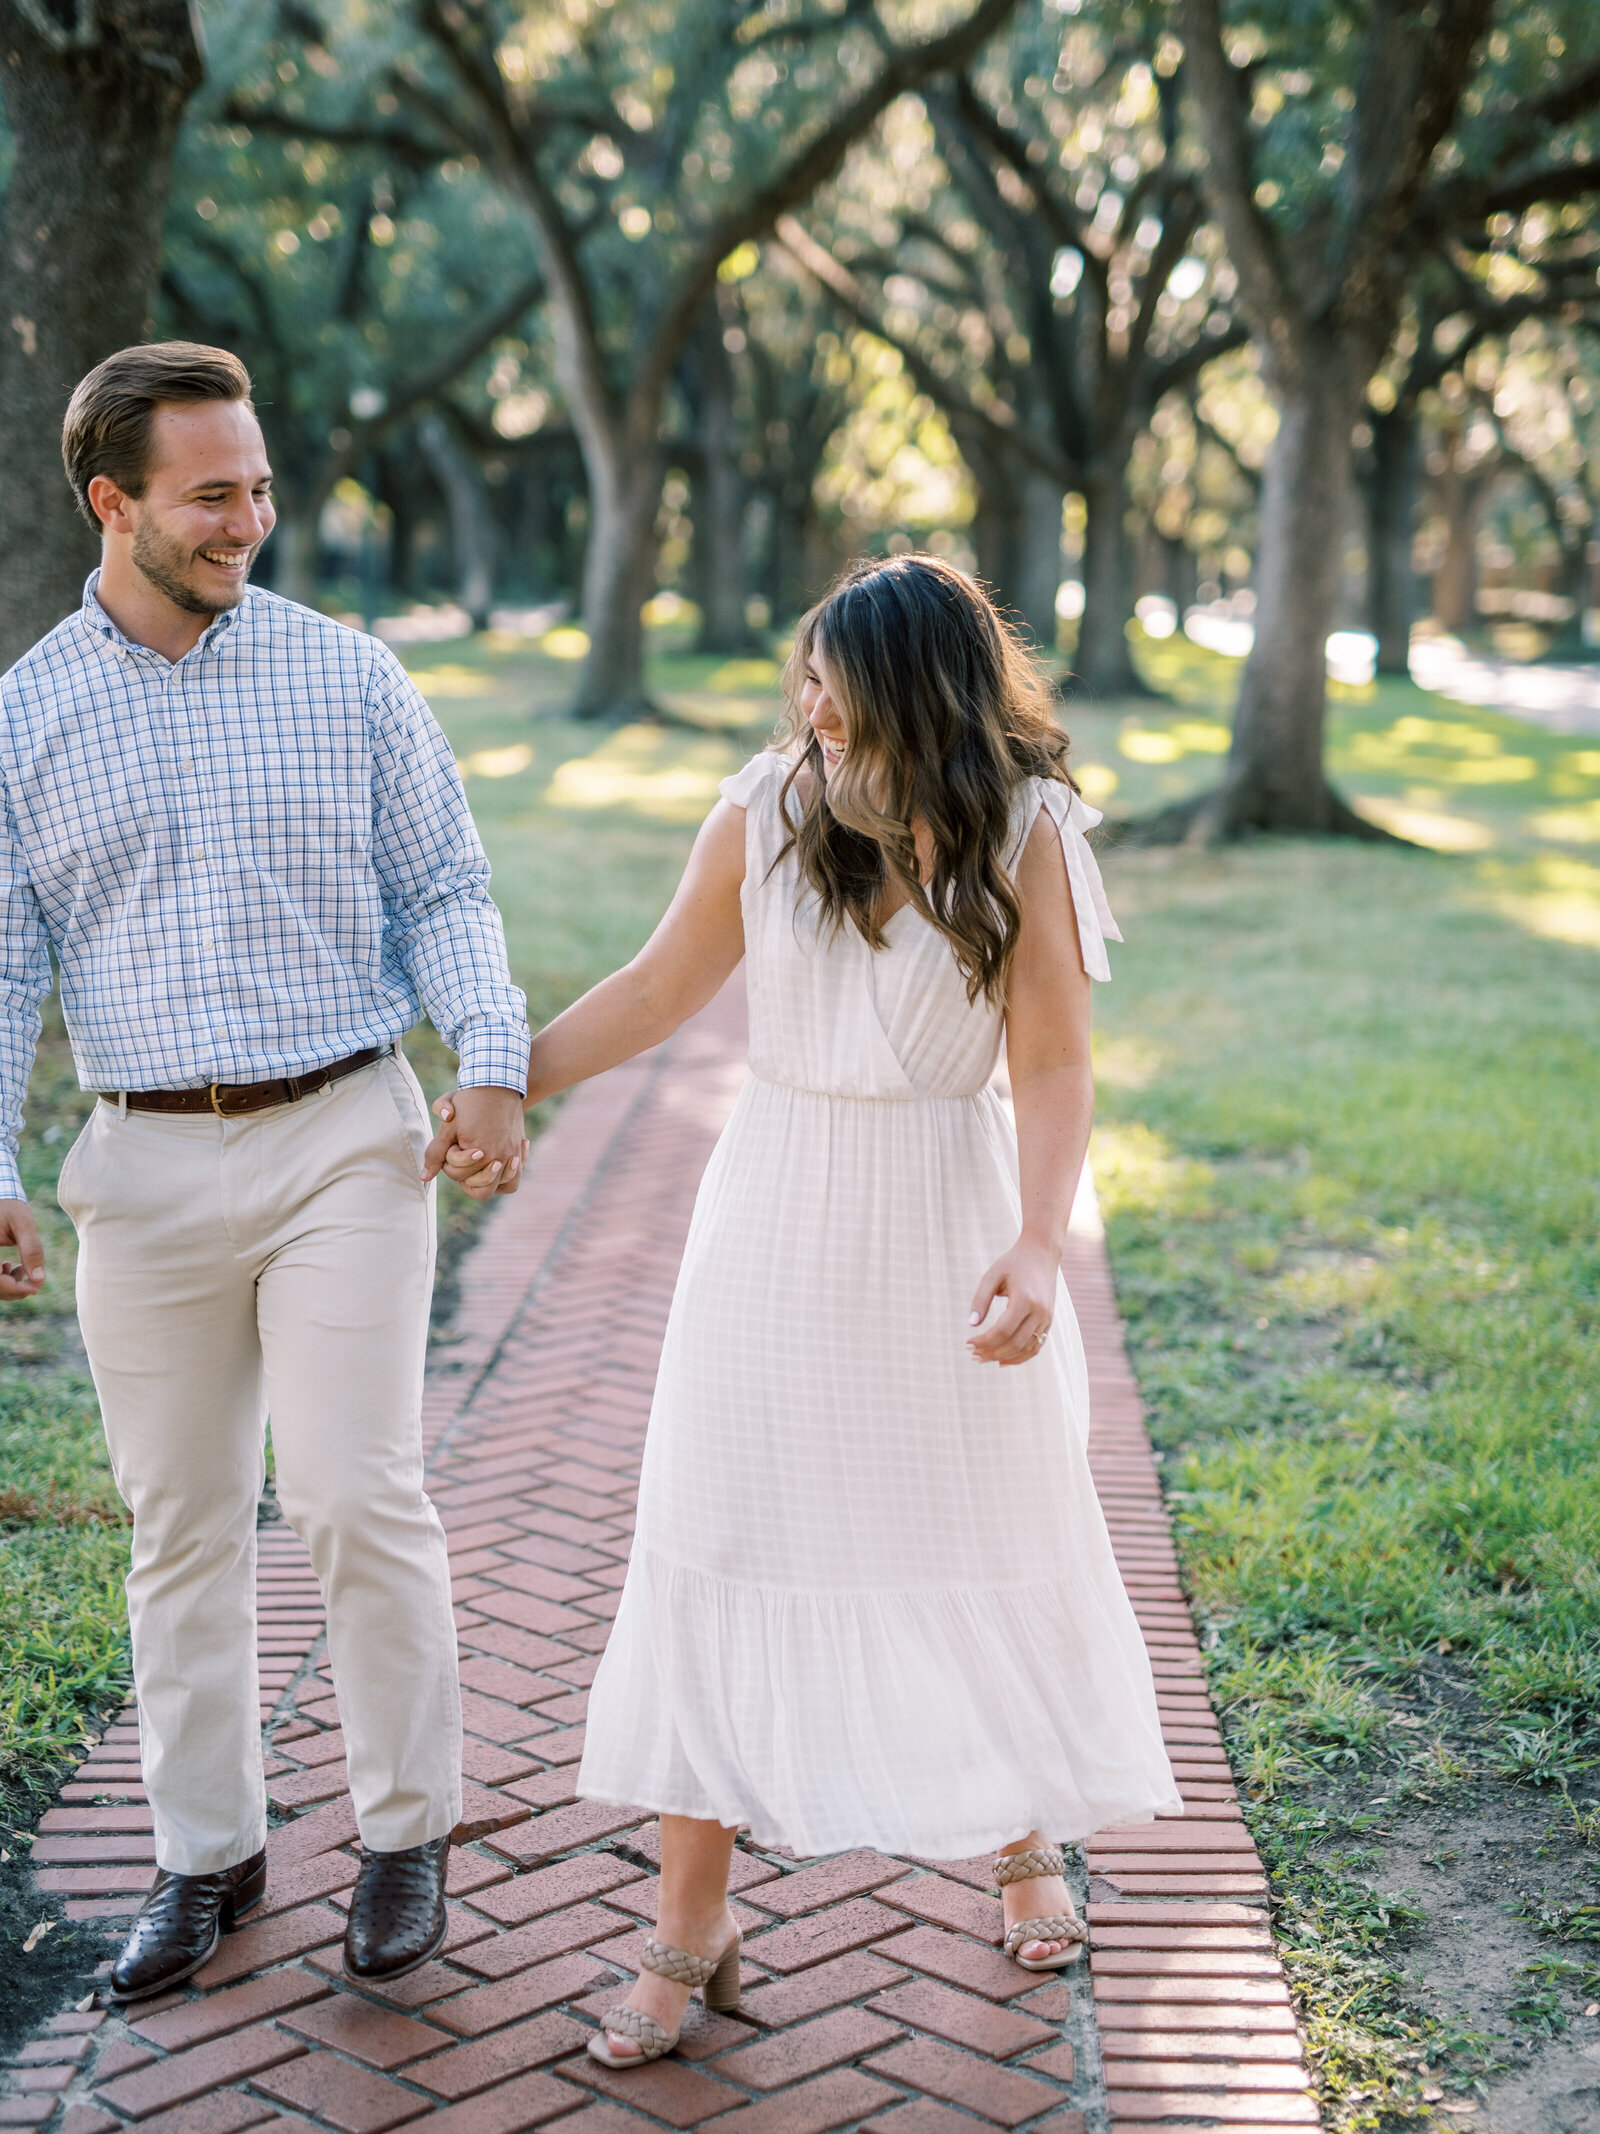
[4,979,1319,2133]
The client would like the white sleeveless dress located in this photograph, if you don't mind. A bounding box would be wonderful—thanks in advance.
[577,751,1179,1858]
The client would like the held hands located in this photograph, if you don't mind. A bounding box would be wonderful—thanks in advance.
[0,1200,45,1301]
[968,1237,1058,1367]
[420,1087,529,1201]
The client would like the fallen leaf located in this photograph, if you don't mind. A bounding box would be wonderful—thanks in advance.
[22,1919,55,1953]
[75,1992,96,2013]
[1586,2002,1599,2017]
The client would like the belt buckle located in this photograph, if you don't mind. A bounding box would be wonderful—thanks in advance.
[209,1081,248,1117]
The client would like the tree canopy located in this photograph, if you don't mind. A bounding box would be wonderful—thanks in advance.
[2,0,1600,830]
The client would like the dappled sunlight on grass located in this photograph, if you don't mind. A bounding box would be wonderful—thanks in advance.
[1090,1032,1168,1091]
[1069,639,1600,914]
[1527,798,1600,845]
[1089,1118,1214,1220]
[1074,761,1119,806]
[1117,715,1231,764]
[405,663,498,696]
[651,654,785,732]
[1347,797,1496,851]
[1478,853,1600,950]
[458,743,534,780]
[540,625,590,660]
[545,723,732,822]
[1341,715,1538,784]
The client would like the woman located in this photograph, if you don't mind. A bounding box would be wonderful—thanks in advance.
[432,556,1178,2067]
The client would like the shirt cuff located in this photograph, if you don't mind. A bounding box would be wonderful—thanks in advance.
[455,1019,532,1098]
[0,1150,25,1202]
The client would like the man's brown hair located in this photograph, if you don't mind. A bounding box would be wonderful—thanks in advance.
[62,342,254,529]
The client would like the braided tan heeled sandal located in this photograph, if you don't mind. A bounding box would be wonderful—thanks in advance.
[586,1929,743,2067]
[995,1844,1089,1972]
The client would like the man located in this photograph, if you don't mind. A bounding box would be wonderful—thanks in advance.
[0,342,530,2000]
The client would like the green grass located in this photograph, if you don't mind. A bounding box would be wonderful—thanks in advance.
[1072,629,1600,2124]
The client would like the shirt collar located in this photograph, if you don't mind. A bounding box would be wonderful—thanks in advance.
[79,569,248,658]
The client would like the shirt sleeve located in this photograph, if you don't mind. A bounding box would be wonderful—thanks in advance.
[0,795,54,1201]
[366,653,531,1094]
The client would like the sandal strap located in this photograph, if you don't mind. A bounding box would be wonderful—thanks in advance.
[640,1936,722,1987]
[994,1845,1067,1886]
[598,2003,675,2055]
[1003,1913,1088,1957]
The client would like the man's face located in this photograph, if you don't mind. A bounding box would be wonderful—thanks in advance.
[118,401,276,616]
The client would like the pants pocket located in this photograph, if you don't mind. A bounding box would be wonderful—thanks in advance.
[54,1108,99,1224]
[377,1053,431,1187]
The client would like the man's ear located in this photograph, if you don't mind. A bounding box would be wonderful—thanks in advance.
[86,474,135,534]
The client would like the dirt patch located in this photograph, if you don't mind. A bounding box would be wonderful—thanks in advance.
[0,1782,112,2061]
[1292,1771,1600,2131]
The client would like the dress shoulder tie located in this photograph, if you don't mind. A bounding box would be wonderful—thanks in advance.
[1032,782,1124,983]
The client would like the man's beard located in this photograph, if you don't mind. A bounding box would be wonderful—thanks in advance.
[131,517,256,615]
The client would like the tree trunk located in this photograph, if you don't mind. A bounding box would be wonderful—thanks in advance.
[1014,473,1065,654]
[1430,434,1486,636]
[1075,466,1153,697]
[1365,405,1420,677]
[967,434,1021,617]
[1149,354,1391,842]
[1541,530,1592,661]
[0,2,203,669]
[269,493,326,609]
[417,414,494,630]
[571,437,663,718]
[1162,533,1198,613]
[692,326,755,655]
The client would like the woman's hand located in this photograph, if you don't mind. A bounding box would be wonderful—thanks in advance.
[423,1093,528,1200]
[967,1238,1059,1366]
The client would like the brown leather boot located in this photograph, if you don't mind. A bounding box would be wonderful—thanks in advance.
[343,1833,451,1981]
[108,1848,267,2002]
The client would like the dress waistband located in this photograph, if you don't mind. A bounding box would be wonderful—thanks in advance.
[745,1071,997,1105]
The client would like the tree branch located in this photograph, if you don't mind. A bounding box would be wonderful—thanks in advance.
[773,213,1073,485]
[220,97,453,169]
[7,0,97,53]
[945,79,1108,308]
[1177,0,1300,360]
[1469,155,1600,220]
[1330,0,1495,344]
[1145,317,1251,401]
[413,0,619,450]
[632,0,1021,418]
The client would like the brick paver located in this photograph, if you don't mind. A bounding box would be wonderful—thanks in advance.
[4,977,1319,2130]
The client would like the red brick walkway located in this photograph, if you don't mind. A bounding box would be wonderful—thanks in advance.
[4,981,1320,2134]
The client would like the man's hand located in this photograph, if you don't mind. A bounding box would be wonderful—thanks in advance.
[421,1087,528,1200]
[0,1200,45,1300]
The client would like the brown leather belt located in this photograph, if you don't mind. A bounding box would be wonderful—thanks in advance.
[102,1047,386,1118]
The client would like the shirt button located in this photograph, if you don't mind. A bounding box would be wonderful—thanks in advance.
[192,846,205,860]
[202,938,214,951]
[182,759,194,773]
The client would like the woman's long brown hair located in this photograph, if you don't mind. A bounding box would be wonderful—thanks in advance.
[775,554,1076,1005]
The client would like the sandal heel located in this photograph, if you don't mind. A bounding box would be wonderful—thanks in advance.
[705,1934,742,2013]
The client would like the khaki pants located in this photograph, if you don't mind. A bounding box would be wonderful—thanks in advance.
[58,1054,462,1875]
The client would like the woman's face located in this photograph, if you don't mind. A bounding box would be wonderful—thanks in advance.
[800,646,846,778]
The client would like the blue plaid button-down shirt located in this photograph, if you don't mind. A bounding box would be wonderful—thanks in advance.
[0,576,530,1199]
